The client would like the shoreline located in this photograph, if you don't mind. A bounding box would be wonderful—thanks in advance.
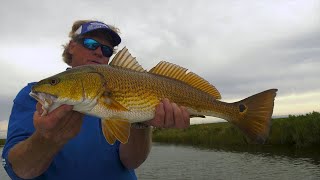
[152,111,320,149]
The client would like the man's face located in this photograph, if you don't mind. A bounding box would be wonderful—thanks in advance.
[68,32,114,67]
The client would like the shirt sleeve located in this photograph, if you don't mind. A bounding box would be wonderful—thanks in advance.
[1,83,37,180]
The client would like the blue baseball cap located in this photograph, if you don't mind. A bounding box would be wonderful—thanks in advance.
[74,21,121,46]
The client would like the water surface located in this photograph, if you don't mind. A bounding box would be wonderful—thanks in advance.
[0,147,9,180]
[136,143,320,180]
[1,145,319,180]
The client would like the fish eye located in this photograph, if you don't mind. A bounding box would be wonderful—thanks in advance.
[50,78,60,85]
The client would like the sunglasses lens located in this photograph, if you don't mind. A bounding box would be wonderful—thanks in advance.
[83,38,99,50]
[101,46,113,57]
[82,38,113,57]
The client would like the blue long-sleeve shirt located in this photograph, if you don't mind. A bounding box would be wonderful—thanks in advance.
[2,83,137,180]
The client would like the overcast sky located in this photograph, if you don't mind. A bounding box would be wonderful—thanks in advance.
[0,0,319,137]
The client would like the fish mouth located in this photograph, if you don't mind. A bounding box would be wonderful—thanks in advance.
[29,91,57,116]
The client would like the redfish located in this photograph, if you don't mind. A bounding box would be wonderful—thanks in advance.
[30,47,277,145]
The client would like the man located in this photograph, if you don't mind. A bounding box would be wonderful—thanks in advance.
[2,20,190,179]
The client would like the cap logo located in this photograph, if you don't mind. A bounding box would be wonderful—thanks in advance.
[87,22,109,31]
[73,21,121,46]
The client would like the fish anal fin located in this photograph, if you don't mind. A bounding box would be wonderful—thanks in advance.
[109,47,146,72]
[149,61,221,99]
[101,118,131,144]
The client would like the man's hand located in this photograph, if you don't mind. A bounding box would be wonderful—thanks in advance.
[120,99,190,170]
[146,98,190,129]
[33,102,84,145]
[8,103,84,179]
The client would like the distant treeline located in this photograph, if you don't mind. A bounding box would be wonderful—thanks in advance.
[152,111,320,148]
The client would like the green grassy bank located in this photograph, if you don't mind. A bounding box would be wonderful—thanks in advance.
[152,111,320,148]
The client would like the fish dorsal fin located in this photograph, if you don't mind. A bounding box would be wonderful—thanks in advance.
[109,47,146,72]
[149,61,221,99]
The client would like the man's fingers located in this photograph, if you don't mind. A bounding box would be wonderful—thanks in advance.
[36,102,43,115]
[163,99,174,128]
[70,113,84,133]
[44,105,73,128]
[148,100,191,129]
[33,104,84,143]
[50,105,73,119]
[173,103,184,129]
[58,111,84,136]
[181,106,190,128]
[146,102,165,127]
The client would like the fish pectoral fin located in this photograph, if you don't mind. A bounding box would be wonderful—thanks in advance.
[101,118,131,144]
[98,94,129,111]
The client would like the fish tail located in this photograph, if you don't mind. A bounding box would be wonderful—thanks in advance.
[228,89,278,144]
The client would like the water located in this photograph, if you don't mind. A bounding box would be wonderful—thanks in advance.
[1,145,319,180]
[0,147,9,180]
[135,143,320,180]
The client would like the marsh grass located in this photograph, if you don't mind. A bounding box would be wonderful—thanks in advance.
[153,111,320,148]
[267,111,320,147]
[0,139,6,146]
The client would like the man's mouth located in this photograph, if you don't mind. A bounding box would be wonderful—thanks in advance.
[89,60,102,64]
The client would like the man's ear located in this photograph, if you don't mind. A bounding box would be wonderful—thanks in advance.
[68,40,77,54]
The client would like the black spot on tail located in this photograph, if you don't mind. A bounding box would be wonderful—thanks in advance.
[239,104,246,112]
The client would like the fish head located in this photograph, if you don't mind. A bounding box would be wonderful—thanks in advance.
[30,66,105,115]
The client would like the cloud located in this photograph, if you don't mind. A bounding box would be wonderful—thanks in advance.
[275,91,320,116]
[0,97,14,123]
[184,26,319,96]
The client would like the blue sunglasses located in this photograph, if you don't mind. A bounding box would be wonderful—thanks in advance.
[80,38,113,57]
